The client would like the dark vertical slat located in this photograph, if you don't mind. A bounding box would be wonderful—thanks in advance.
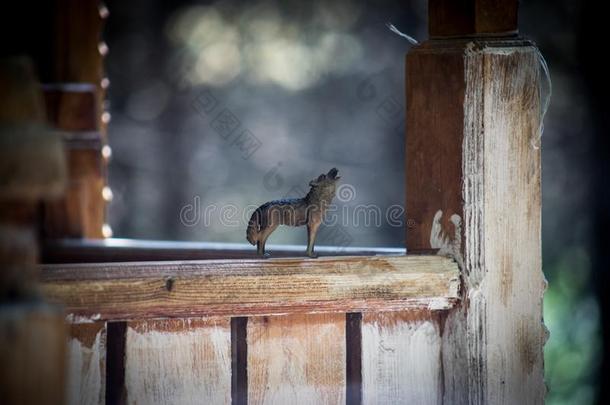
[106,321,126,405]
[231,317,248,405]
[346,312,362,405]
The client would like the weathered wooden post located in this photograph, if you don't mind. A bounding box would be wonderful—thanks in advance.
[406,0,546,403]
[0,57,68,405]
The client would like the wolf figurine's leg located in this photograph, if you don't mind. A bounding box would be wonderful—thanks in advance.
[258,224,278,258]
[306,220,321,258]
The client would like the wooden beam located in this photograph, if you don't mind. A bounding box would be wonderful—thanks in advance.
[405,38,545,403]
[40,255,460,320]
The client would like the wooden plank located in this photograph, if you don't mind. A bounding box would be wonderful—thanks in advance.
[405,39,545,403]
[41,238,405,263]
[40,255,460,320]
[361,311,444,405]
[248,314,345,404]
[66,322,106,405]
[124,318,231,405]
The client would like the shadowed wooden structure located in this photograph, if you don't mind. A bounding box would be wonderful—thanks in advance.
[1,0,545,404]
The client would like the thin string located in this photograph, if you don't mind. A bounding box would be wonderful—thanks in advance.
[387,22,549,150]
[386,23,419,45]
[533,48,552,150]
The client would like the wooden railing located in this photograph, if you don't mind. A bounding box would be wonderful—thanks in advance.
[40,252,460,405]
[42,254,459,319]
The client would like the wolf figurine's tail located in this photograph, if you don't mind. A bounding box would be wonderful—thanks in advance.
[246,209,261,245]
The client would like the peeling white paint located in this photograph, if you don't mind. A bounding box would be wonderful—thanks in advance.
[66,329,105,405]
[362,316,442,405]
[248,314,346,405]
[459,45,545,404]
[430,209,464,270]
[125,319,231,405]
[66,313,101,324]
[427,297,453,311]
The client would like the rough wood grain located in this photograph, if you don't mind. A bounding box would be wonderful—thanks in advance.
[41,255,460,320]
[406,39,545,403]
[66,322,106,405]
[361,311,443,405]
[248,314,345,405]
[464,42,545,405]
[124,318,231,405]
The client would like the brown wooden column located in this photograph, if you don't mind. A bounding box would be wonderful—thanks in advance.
[406,1,546,403]
[42,0,109,239]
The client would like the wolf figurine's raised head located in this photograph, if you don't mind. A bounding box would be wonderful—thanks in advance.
[309,168,340,187]
[307,168,340,204]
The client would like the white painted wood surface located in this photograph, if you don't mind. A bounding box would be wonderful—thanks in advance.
[406,39,545,404]
[66,323,106,405]
[461,44,546,404]
[247,314,346,405]
[362,312,442,405]
[124,318,231,405]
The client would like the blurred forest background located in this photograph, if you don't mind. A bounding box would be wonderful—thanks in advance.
[104,0,600,403]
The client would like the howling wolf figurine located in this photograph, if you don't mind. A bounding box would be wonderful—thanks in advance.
[247,168,340,258]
